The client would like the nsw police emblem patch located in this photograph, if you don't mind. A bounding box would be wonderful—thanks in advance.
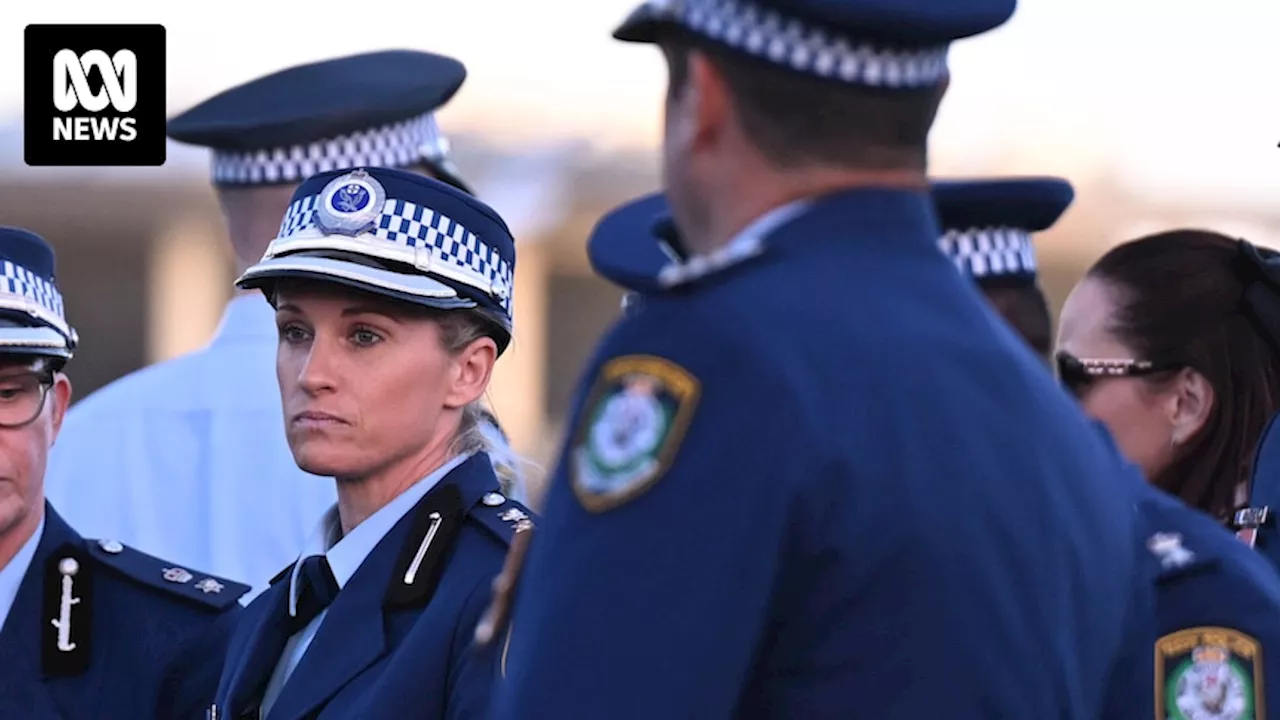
[1155,627,1263,720]
[570,355,700,513]
[315,168,386,236]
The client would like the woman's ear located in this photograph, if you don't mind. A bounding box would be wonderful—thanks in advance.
[444,338,497,410]
[1168,367,1215,447]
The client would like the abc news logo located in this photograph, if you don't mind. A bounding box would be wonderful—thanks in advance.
[24,25,166,167]
[53,49,139,142]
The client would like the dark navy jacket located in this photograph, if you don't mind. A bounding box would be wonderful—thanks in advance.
[1133,482,1280,719]
[0,503,247,719]
[493,189,1145,718]
[211,453,529,720]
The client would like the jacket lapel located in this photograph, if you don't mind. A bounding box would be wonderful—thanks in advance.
[266,456,495,720]
[223,582,293,718]
[0,505,91,718]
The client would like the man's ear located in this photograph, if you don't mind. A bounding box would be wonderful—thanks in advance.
[49,372,72,442]
[685,50,733,151]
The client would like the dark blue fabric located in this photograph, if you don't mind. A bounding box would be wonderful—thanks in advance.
[213,454,530,720]
[495,187,1144,718]
[166,50,465,152]
[932,177,1075,234]
[293,555,339,633]
[0,504,244,719]
[616,0,1017,45]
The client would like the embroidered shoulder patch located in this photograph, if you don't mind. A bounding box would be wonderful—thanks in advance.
[1155,626,1264,720]
[570,354,700,513]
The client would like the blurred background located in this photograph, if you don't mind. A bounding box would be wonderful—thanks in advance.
[2,0,1280,485]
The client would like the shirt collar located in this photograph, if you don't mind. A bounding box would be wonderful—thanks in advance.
[0,512,45,631]
[287,452,474,616]
[657,199,811,288]
[209,294,278,346]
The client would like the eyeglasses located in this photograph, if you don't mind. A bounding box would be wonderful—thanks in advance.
[1054,351,1185,398]
[0,369,56,428]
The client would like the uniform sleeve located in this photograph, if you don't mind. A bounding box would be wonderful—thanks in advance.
[154,606,241,720]
[492,310,804,719]
[445,576,500,720]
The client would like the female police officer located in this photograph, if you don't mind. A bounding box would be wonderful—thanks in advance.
[207,167,532,720]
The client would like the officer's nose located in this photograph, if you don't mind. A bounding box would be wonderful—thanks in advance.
[296,337,339,396]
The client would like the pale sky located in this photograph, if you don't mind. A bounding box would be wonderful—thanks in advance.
[2,0,1279,207]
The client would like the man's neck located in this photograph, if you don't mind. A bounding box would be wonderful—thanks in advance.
[0,503,44,573]
[334,435,457,535]
[690,165,928,257]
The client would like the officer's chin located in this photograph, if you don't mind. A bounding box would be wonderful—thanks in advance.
[288,439,359,480]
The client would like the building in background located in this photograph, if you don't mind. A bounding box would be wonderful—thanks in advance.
[4,128,1280,502]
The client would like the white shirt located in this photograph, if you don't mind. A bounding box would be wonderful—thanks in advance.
[258,452,471,718]
[0,513,44,633]
[656,200,811,288]
[43,295,337,602]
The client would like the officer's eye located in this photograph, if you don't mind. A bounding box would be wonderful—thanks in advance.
[0,376,37,402]
[350,327,383,347]
[279,323,310,344]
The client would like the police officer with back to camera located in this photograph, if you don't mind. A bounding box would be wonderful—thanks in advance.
[934,176,1280,718]
[483,0,1151,715]
[43,50,501,600]
[207,165,533,720]
[0,226,248,719]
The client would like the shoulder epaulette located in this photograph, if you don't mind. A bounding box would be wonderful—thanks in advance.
[86,539,249,611]
[468,491,536,546]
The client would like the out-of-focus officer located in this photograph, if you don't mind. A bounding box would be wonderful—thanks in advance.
[486,0,1155,713]
[934,176,1280,719]
[0,226,247,719]
[44,50,475,598]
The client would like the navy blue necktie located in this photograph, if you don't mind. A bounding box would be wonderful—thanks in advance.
[291,554,339,633]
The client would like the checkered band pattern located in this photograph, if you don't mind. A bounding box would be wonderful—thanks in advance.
[278,194,514,312]
[645,0,948,87]
[211,113,452,186]
[0,261,66,322]
[939,227,1037,279]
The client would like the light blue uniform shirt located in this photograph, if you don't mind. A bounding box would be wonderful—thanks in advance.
[43,296,337,601]
[259,452,471,717]
[0,513,44,633]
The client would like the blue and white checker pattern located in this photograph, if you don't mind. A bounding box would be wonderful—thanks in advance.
[275,194,514,313]
[938,227,1037,280]
[0,260,75,344]
[639,0,948,88]
[211,113,454,186]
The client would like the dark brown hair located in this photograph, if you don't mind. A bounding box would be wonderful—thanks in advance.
[981,283,1054,361]
[661,36,944,171]
[1087,229,1280,520]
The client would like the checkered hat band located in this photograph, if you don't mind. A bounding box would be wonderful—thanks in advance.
[939,227,1037,279]
[211,113,453,186]
[276,194,513,312]
[648,0,948,87]
[0,260,66,320]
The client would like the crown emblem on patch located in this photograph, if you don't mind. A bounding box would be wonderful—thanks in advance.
[1192,645,1230,665]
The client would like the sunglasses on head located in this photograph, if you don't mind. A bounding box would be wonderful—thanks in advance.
[1054,351,1185,397]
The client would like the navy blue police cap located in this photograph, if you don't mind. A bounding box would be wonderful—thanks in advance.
[933,177,1074,287]
[0,227,77,361]
[613,0,1016,89]
[586,192,684,294]
[236,166,516,353]
[167,50,471,193]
